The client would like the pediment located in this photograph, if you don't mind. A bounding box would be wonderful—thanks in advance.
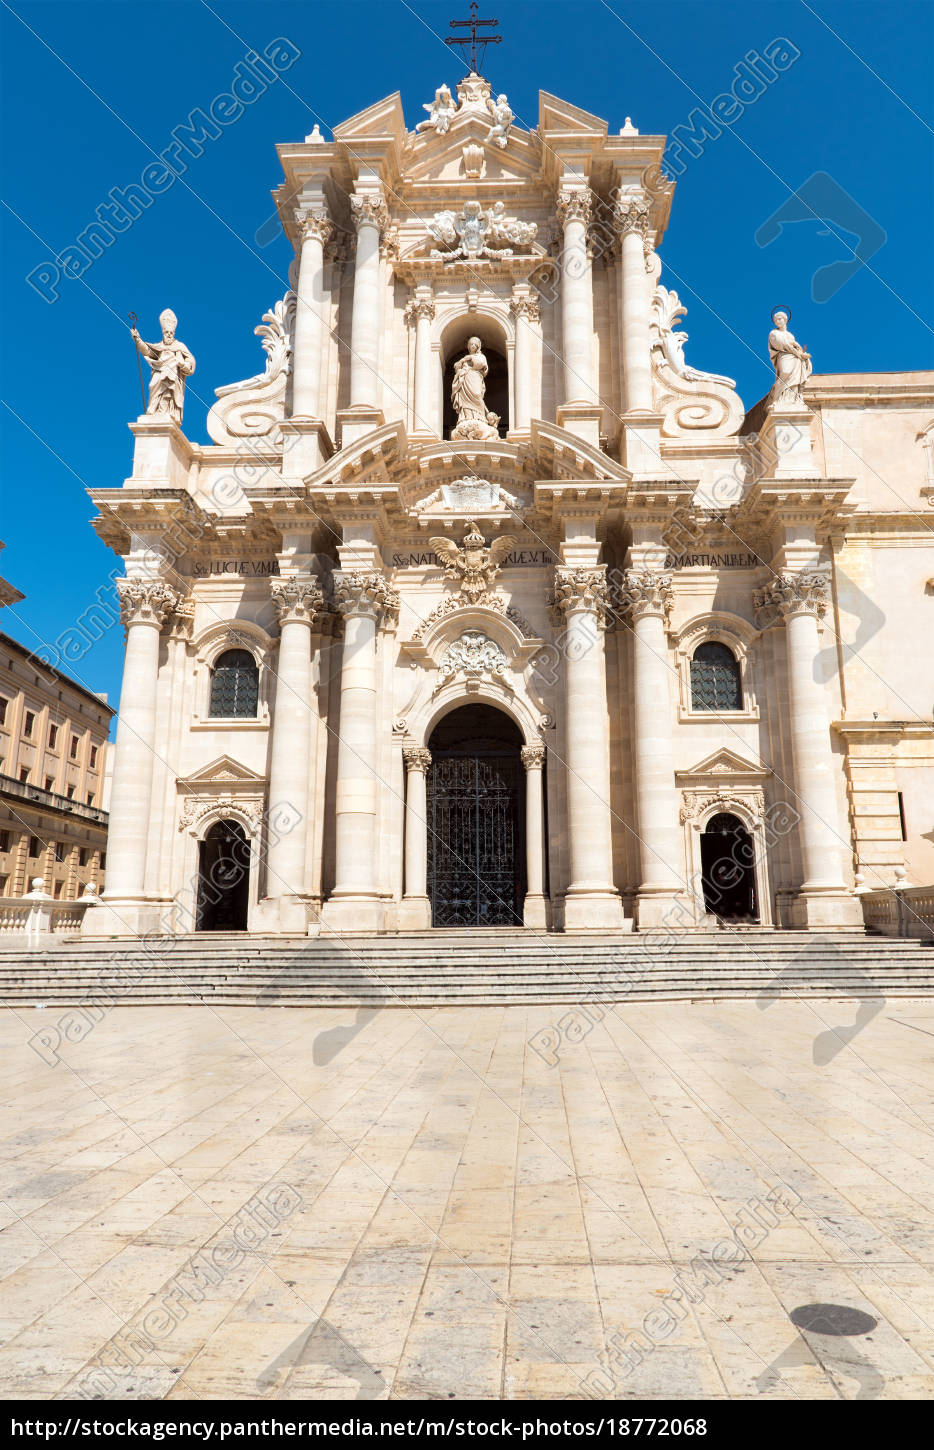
[178,755,266,789]
[538,91,608,141]
[332,92,405,145]
[403,116,543,187]
[676,748,770,784]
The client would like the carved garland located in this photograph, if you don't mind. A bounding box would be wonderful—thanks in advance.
[178,795,265,835]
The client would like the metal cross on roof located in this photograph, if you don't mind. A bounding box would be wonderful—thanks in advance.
[445,1,502,75]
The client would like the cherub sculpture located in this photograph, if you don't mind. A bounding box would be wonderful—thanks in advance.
[429,520,516,604]
[487,93,514,148]
[416,84,457,135]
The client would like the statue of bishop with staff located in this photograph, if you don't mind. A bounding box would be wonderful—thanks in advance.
[131,308,196,425]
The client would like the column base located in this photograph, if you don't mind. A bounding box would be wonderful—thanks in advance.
[81,899,172,937]
[634,888,686,931]
[320,894,387,934]
[397,895,432,930]
[337,406,385,448]
[555,402,603,449]
[523,893,549,930]
[250,895,314,935]
[788,887,864,929]
[563,889,628,931]
[278,418,334,479]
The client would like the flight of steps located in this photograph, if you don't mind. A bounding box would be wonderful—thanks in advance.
[0,929,932,1006]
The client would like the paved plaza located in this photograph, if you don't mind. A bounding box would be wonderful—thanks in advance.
[2,999,934,1401]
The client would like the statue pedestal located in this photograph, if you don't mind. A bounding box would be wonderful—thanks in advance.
[620,413,665,475]
[128,417,194,490]
[556,402,602,450]
[279,419,334,481]
[337,406,384,449]
[758,405,818,479]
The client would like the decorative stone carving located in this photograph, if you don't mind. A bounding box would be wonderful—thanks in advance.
[295,207,334,246]
[270,577,322,626]
[415,83,456,134]
[178,795,264,836]
[450,336,500,440]
[333,571,400,623]
[487,93,514,148]
[754,572,829,626]
[521,743,546,770]
[552,566,609,621]
[404,295,436,326]
[679,787,765,825]
[616,570,674,620]
[650,285,744,438]
[509,291,541,324]
[429,520,516,604]
[402,745,432,772]
[410,593,536,642]
[426,201,537,261]
[417,476,526,515]
[438,630,508,680]
[556,190,593,227]
[207,292,296,444]
[167,596,196,640]
[768,311,812,408]
[613,191,650,244]
[462,142,485,179]
[350,193,390,233]
[131,309,195,425]
[117,578,179,628]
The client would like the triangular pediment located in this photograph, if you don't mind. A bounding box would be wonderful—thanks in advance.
[178,756,266,789]
[538,91,608,140]
[333,92,405,144]
[403,115,543,187]
[676,748,770,783]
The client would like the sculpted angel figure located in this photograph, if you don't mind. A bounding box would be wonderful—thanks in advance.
[429,520,516,604]
[450,337,500,440]
[132,308,196,424]
[489,201,537,249]
[487,92,514,148]
[768,311,812,408]
[416,83,457,135]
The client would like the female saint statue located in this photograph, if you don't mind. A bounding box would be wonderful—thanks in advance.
[450,336,500,440]
[768,311,812,408]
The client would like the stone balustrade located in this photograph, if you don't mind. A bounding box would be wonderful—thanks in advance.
[860,885,934,941]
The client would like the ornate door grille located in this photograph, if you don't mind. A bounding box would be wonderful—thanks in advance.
[427,749,525,927]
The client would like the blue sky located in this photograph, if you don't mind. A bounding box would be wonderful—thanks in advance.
[2,0,932,723]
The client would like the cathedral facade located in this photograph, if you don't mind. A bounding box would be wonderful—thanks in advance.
[84,75,934,939]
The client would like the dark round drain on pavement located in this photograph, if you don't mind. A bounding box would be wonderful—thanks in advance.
[790,1303,877,1336]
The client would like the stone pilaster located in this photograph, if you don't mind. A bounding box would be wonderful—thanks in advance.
[509,286,540,434]
[405,288,436,436]
[521,742,548,928]
[400,745,432,929]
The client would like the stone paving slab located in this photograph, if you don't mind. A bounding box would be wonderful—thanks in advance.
[1,1000,933,1400]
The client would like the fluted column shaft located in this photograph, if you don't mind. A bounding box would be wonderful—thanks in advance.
[267,578,321,898]
[615,195,653,413]
[556,190,595,405]
[105,580,177,901]
[292,209,332,418]
[349,195,386,411]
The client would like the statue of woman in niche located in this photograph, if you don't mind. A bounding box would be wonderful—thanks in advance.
[450,336,500,440]
[768,310,812,408]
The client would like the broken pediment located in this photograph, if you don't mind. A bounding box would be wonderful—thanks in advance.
[538,91,608,142]
[332,91,406,146]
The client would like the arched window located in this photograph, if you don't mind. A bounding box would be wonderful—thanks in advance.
[208,649,259,718]
[690,642,742,711]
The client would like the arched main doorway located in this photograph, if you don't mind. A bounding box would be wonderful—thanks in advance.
[427,704,525,927]
[700,812,758,921]
[196,819,250,931]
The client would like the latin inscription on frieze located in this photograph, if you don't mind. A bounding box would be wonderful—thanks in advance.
[392,549,551,568]
[191,559,281,578]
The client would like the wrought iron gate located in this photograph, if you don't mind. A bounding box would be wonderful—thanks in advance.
[427,749,525,927]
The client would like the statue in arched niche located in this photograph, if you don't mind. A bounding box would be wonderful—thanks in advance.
[450,336,500,440]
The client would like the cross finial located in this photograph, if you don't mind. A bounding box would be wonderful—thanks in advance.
[445,1,502,75]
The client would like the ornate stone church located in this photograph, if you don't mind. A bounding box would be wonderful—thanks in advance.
[84,66,934,940]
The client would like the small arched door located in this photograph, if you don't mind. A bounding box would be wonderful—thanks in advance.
[700,812,758,921]
[196,819,250,931]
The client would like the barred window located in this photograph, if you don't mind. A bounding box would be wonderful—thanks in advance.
[208,649,259,718]
[690,642,742,711]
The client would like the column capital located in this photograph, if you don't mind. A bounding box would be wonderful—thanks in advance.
[294,206,334,246]
[754,571,829,627]
[403,745,432,773]
[556,188,593,228]
[552,565,608,622]
[521,743,546,770]
[510,289,541,323]
[116,578,179,628]
[350,192,390,234]
[617,568,673,620]
[404,294,436,326]
[612,192,651,243]
[334,570,400,624]
[270,576,323,625]
[167,596,196,641]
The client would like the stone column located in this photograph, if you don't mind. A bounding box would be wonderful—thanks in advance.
[510,287,540,434]
[101,579,177,911]
[755,573,862,927]
[619,570,683,928]
[553,567,624,928]
[406,288,436,436]
[555,190,595,406]
[323,570,399,932]
[348,193,387,414]
[614,193,653,414]
[521,743,548,928]
[292,206,333,418]
[400,745,432,929]
[263,577,321,931]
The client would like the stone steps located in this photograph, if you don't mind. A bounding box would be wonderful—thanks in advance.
[0,930,930,1005]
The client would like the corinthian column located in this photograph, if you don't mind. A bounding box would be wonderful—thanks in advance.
[292,206,333,418]
[400,746,432,929]
[555,190,595,403]
[619,570,683,928]
[755,573,861,928]
[340,192,388,444]
[510,287,540,434]
[99,579,177,918]
[264,576,321,930]
[323,570,399,932]
[613,193,653,414]
[406,288,436,436]
[521,743,548,928]
[553,566,624,929]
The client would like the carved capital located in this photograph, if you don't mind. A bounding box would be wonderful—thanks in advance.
[510,290,541,324]
[403,746,432,774]
[270,576,322,626]
[613,193,651,241]
[617,569,673,620]
[556,189,593,228]
[167,597,196,641]
[754,572,829,626]
[295,207,334,247]
[117,578,179,629]
[334,570,400,624]
[552,566,608,620]
[405,295,436,326]
[521,743,546,771]
[350,193,390,234]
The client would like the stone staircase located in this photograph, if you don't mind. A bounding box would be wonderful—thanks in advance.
[0,929,932,1006]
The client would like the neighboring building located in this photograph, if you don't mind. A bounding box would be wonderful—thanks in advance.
[0,568,113,900]
[83,70,934,939]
